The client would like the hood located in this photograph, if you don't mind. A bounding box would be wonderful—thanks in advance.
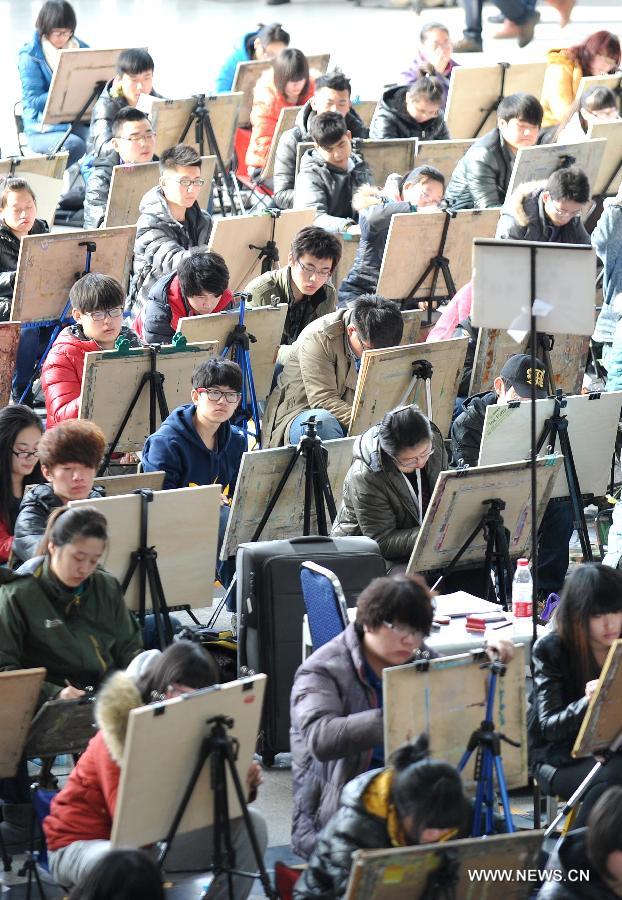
[380,84,410,113]
[546,48,574,66]
[462,391,497,414]
[340,768,406,847]
[352,425,386,474]
[506,180,547,227]
[156,403,235,455]
[95,671,143,765]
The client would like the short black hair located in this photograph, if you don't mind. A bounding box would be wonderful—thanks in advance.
[159,144,201,175]
[420,21,450,42]
[35,0,76,36]
[547,165,590,204]
[256,22,290,50]
[406,76,443,106]
[379,407,433,458]
[111,106,149,138]
[497,92,543,127]
[310,111,348,149]
[400,164,445,196]
[586,786,622,876]
[116,48,155,76]
[0,177,36,210]
[192,359,243,392]
[351,295,404,348]
[355,573,435,636]
[315,69,352,96]
[70,273,125,314]
[290,226,342,269]
[178,250,229,298]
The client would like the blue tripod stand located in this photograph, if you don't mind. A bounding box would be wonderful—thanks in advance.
[458,654,520,836]
[221,293,262,446]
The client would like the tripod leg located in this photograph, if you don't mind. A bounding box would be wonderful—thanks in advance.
[493,754,516,833]
[483,528,495,602]
[471,750,487,837]
[303,449,314,535]
[558,429,593,562]
[312,445,338,529]
[250,447,303,542]
[494,526,511,611]
[158,738,213,867]
[147,555,175,647]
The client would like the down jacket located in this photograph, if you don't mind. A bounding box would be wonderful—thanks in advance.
[444,127,514,211]
[0,218,49,316]
[496,180,590,244]
[369,85,449,142]
[273,100,368,210]
[128,185,213,320]
[82,150,118,230]
[18,31,88,133]
[294,149,372,233]
[331,422,447,562]
[246,70,315,172]
[41,322,141,426]
[450,390,496,467]
[87,79,162,157]
[540,48,584,129]
[214,31,257,93]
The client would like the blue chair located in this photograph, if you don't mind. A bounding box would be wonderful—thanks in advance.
[300,561,349,651]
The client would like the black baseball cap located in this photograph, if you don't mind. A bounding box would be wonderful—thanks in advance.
[500,354,547,399]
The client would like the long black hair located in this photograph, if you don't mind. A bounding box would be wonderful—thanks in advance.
[0,405,44,530]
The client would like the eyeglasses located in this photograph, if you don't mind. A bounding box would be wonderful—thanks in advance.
[296,260,332,279]
[11,447,39,460]
[83,307,124,322]
[394,448,435,467]
[120,131,157,143]
[173,177,206,189]
[195,388,242,404]
[382,620,422,640]
[547,199,581,220]
[49,28,73,38]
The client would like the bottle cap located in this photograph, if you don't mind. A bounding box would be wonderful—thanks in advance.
[517,558,529,566]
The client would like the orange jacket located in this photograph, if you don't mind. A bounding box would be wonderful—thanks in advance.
[540,48,584,128]
[246,70,315,171]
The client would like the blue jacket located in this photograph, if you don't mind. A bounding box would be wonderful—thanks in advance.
[214,31,257,93]
[142,403,247,492]
[18,31,89,133]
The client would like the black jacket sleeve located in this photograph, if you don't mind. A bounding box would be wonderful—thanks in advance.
[142,295,175,345]
[450,402,485,467]
[12,498,50,564]
[531,636,589,746]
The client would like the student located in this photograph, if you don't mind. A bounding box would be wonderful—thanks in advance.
[444,93,542,210]
[0,407,44,566]
[331,407,446,565]
[294,735,470,898]
[18,0,89,165]
[369,77,449,142]
[496,166,591,243]
[43,641,266,896]
[290,573,512,858]
[11,420,106,566]
[87,48,161,157]
[142,249,234,345]
[451,354,573,598]
[83,107,157,231]
[554,86,620,144]
[273,69,368,210]
[537,786,622,899]
[263,295,404,447]
[245,226,341,362]
[142,359,247,591]
[42,273,141,426]
[128,144,212,321]
[0,177,50,404]
[246,48,314,178]
[339,165,445,306]
[594,184,622,382]
[215,21,290,93]
[541,31,621,128]
[530,564,622,827]
[68,850,165,900]
[398,22,459,107]
[294,112,372,234]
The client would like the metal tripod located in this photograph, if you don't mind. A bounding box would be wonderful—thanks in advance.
[221,296,261,446]
[403,209,457,322]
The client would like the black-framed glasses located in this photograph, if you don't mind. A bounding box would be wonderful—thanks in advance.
[83,307,124,322]
[11,448,39,460]
[174,177,206,189]
[119,131,157,143]
[195,388,242,404]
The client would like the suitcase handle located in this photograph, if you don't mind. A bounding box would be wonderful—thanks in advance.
[289,536,334,545]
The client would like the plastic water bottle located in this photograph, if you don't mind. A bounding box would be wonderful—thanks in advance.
[512,558,533,618]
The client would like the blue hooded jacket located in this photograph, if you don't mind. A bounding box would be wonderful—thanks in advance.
[18,31,89,133]
[142,404,247,492]
[214,31,257,93]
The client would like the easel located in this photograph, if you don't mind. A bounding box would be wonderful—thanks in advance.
[178,93,243,216]
[52,80,106,155]
[219,295,262,446]
[248,209,280,275]
[398,359,434,420]
[158,715,277,899]
[474,62,510,139]
[403,208,457,321]
[585,119,622,231]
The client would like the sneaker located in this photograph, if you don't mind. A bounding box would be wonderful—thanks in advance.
[453,37,483,52]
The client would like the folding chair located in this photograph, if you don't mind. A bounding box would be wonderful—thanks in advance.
[300,561,349,651]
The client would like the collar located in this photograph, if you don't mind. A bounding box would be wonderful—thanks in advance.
[362,769,408,847]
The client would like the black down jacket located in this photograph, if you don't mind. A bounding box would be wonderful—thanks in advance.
[450,390,496,467]
[293,149,372,233]
[444,127,514,210]
[369,85,449,142]
[0,218,49,316]
[538,829,618,900]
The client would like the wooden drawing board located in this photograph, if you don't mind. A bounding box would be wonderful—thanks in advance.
[11,225,136,324]
[207,207,316,293]
[148,94,243,162]
[42,48,128,124]
[506,138,606,199]
[377,209,499,301]
[69,485,221,610]
[478,392,622,501]
[384,644,528,790]
[573,639,622,758]
[444,62,546,139]
[233,54,330,127]
[576,74,622,107]
[103,156,216,228]
[401,310,423,345]
[178,304,287,402]
[349,338,469,439]
[415,139,474,184]
[0,323,20,409]
[0,668,46,778]
[0,153,69,229]
[78,342,217,452]
[345,830,544,900]
[353,100,378,128]
[94,471,166,496]
[587,120,622,196]
[260,105,300,181]
[25,695,96,759]
[405,456,563,573]
[469,328,588,396]
[111,674,266,847]
[222,437,355,558]
[296,138,417,188]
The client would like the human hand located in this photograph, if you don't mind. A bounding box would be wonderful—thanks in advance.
[246,761,263,791]
[485,638,515,664]
[220,493,230,507]
[585,679,599,701]
[59,685,86,700]
[427,46,451,74]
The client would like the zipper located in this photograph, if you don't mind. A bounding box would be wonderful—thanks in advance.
[89,634,108,673]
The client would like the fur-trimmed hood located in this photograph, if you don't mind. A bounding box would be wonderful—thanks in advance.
[95,671,143,765]
[507,179,547,227]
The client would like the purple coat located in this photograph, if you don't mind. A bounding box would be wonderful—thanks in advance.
[398,52,459,107]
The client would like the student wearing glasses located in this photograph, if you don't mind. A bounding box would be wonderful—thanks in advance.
[142,359,247,591]
[496,166,590,245]
[41,273,141,426]
[127,145,212,323]
[0,407,44,566]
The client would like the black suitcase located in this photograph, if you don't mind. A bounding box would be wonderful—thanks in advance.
[236,535,385,765]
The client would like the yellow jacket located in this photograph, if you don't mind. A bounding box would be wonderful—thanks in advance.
[540,49,584,128]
